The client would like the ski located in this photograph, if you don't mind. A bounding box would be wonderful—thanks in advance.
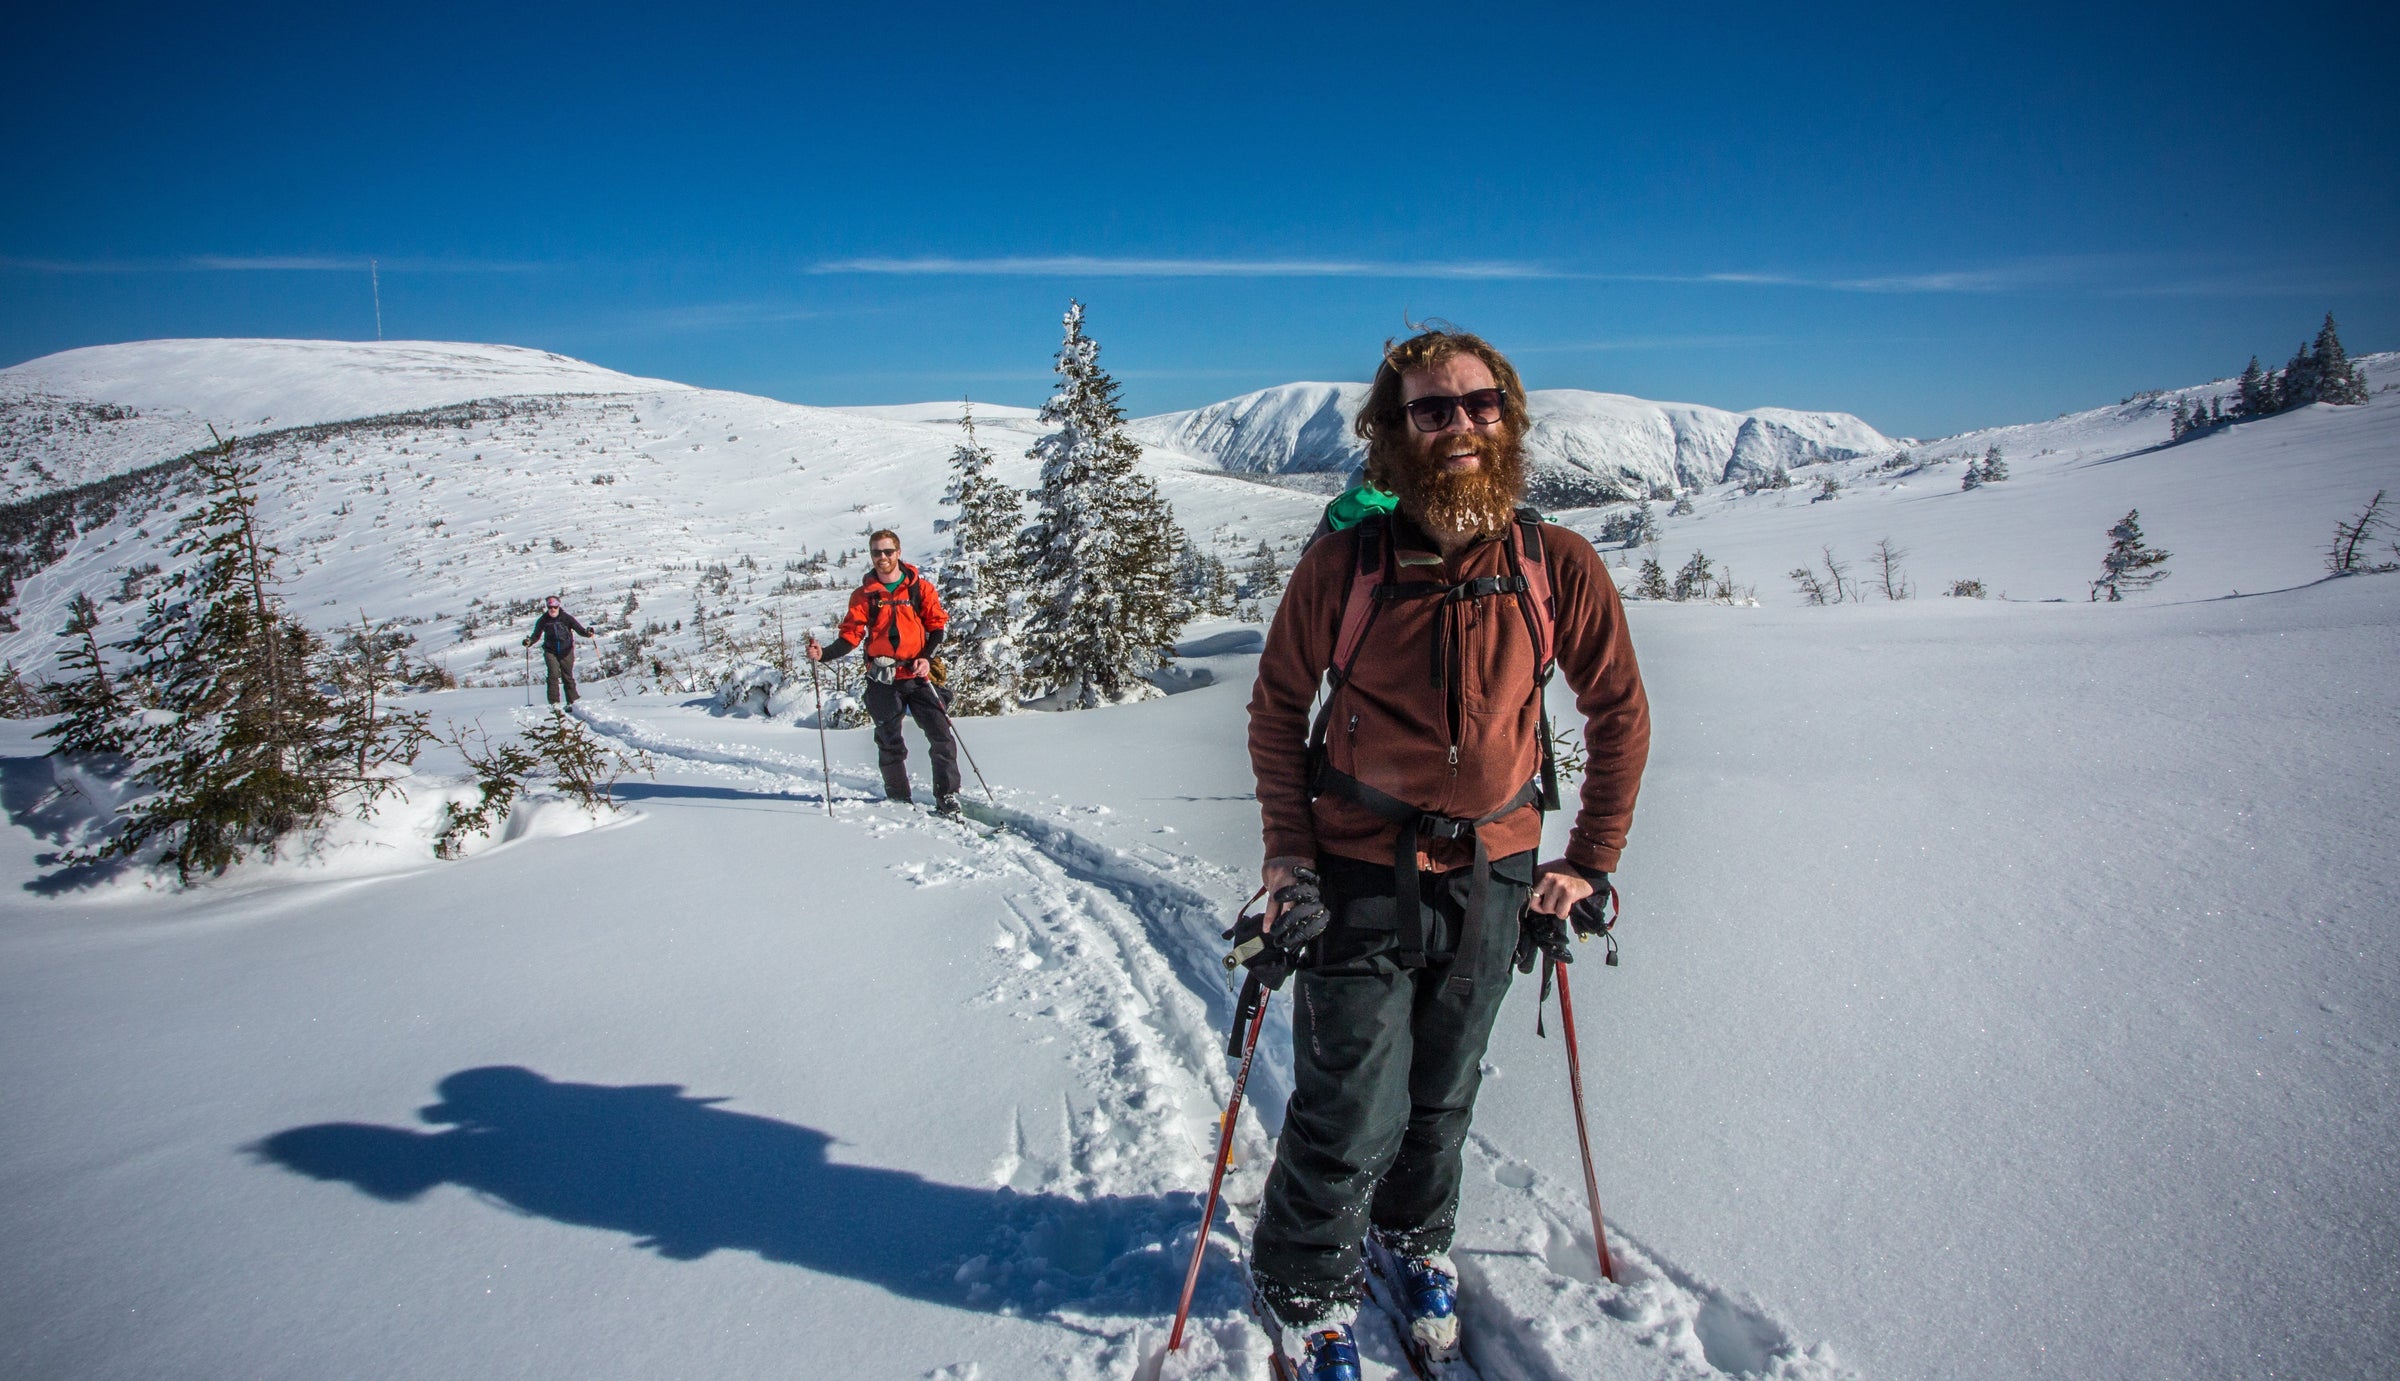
[1244,1276,1300,1381]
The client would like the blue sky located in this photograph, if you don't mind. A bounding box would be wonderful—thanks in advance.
[3,1,2391,438]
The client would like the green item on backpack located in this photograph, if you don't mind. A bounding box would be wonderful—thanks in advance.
[1321,482,1399,534]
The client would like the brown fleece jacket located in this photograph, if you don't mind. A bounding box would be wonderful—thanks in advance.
[1247,512,1650,875]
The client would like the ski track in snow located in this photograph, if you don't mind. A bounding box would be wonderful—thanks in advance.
[570,705,1852,1380]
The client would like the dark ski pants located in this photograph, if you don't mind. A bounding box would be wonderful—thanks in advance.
[543,650,579,706]
[864,677,961,801]
[1250,849,1531,1326]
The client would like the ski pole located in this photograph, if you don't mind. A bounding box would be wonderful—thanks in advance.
[945,711,997,806]
[1168,885,1274,1354]
[523,646,532,706]
[1552,958,1618,1283]
[805,642,834,816]
[1168,990,1271,1353]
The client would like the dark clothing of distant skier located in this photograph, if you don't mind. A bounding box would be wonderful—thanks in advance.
[524,608,594,706]
[527,610,594,658]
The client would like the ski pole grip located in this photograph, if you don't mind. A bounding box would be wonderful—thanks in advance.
[1226,935,1268,970]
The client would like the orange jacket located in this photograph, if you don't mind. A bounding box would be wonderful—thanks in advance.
[835,564,948,677]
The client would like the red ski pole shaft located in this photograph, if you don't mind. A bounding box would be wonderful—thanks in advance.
[1553,959,1618,1283]
[1167,991,1272,1353]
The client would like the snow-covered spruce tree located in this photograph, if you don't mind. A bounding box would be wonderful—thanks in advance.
[41,592,128,756]
[2306,313,2369,406]
[103,436,421,878]
[1981,445,2009,482]
[1016,300,1190,708]
[2236,356,2276,418]
[1242,540,1282,599]
[1634,556,1671,601]
[937,402,1027,715]
[327,611,434,796]
[2091,509,2172,602]
[1961,459,1985,490]
[1175,535,1235,617]
[1671,551,1714,601]
[0,662,56,718]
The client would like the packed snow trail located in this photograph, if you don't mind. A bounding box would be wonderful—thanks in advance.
[570,702,1851,1380]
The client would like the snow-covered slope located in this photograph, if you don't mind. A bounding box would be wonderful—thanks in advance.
[1,335,2396,1381]
[1585,350,2400,606]
[1130,382,1896,502]
[0,339,688,501]
[0,341,1322,685]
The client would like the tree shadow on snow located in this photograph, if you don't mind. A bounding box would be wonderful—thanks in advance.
[0,753,141,894]
[250,1066,1195,1319]
[607,781,827,809]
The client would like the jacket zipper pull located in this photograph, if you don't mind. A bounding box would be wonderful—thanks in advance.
[1448,744,1459,774]
[1347,713,1357,735]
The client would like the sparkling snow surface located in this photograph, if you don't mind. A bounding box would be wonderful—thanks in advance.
[0,342,2395,1380]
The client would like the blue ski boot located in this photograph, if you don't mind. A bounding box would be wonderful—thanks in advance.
[1294,1320,1362,1381]
[1374,1241,1461,1361]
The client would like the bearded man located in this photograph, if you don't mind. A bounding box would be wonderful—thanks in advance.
[1240,327,1651,1376]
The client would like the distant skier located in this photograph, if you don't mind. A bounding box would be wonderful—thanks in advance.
[1239,327,1652,1377]
[522,595,595,707]
[807,530,962,816]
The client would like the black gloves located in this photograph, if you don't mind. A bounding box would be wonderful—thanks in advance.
[1515,868,1615,974]
[1269,869,1330,950]
[1223,868,1328,992]
[1568,869,1614,939]
[1515,910,1574,974]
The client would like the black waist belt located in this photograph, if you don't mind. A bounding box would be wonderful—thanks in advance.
[1314,767,1541,997]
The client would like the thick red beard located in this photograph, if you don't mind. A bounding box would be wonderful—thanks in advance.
[1381,427,1527,539]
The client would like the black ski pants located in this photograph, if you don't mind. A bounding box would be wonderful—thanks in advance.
[1250,849,1531,1326]
[543,650,579,706]
[864,677,960,801]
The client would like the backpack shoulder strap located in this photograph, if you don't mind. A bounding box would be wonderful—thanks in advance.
[1511,509,1557,681]
[1328,514,1393,682]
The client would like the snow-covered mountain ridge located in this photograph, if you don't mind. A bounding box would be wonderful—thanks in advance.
[1128,380,1896,503]
[0,339,1329,687]
[0,339,687,502]
[1,337,2394,696]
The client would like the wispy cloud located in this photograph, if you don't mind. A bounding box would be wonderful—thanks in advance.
[1516,333,1779,353]
[806,253,2117,293]
[810,255,1561,280]
[0,253,551,273]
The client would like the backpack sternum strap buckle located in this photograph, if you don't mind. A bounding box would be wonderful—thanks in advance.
[1445,573,1526,602]
[1416,813,1475,842]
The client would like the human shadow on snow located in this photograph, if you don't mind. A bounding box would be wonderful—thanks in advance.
[252,1066,1196,1318]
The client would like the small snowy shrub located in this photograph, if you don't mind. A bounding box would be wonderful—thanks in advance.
[2091,510,2172,601]
[521,712,651,811]
[2326,490,2393,576]
[1946,579,1988,599]
[435,726,537,859]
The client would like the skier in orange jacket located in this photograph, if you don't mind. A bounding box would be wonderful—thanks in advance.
[808,530,962,815]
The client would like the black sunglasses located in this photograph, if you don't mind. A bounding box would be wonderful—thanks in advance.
[1404,387,1507,433]
[870,546,899,557]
